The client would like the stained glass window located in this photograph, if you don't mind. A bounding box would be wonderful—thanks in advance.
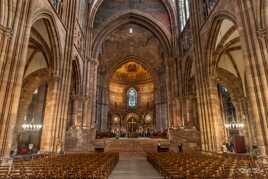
[127,88,137,108]
[175,0,190,31]
[53,0,60,9]
[203,0,218,18]
[218,84,236,122]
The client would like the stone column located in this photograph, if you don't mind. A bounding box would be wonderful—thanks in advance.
[72,95,83,128]
[155,87,162,130]
[196,85,208,151]
[0,1,32,157]
[82,96,91,129]
[208,78,225,152]
[155,76,168,131]
[239,0,268,155]
[95,83,102,131]
[40,76,61,153]
[82,59,98,129]
[100,87,109,132]
[95,66,109,132]
[82,59,92,129]
[234,97,254,149]
[246,69,268,155]
[184,96,194,128]
[175,97,183,128]
[90,60,98,129]
[174,97,185,128]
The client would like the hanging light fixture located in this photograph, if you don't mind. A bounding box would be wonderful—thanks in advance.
[225,121,244,129]
[22,116,42,131]
[22,123,43,131]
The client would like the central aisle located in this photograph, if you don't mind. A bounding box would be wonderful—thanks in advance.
[109,152,164,179]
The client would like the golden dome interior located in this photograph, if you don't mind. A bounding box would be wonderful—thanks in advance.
[111,61,152,83]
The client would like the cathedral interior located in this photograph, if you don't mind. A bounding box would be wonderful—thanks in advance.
[1,0,268,178]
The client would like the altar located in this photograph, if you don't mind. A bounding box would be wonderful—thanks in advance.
[95,138,170,153]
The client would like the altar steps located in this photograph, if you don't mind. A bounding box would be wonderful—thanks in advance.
[95,138,169,153]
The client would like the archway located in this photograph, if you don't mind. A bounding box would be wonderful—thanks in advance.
[205,17,252,152]
[94,20,170,139]
[91,1,172,139]
[12,18,60,155]
[96,57,168,138]
[109,61,155,137]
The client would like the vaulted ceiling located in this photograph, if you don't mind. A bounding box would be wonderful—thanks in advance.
[91,0,175,74]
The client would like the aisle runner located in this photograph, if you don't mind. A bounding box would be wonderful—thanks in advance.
[109,152,163,179]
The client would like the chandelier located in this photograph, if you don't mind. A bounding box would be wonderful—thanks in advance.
[22,123,42,131]
[225,121,244,129]
[22,116,43,131]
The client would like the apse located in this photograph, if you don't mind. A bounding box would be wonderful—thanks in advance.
[94,10,169,136]
[108,61,155,136]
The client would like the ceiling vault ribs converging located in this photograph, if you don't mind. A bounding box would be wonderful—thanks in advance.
[89,0,177,59]
[89,0,177,29]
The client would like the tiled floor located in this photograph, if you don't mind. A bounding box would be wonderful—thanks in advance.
[109,152,163,179]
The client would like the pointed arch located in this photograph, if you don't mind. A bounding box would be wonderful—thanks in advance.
[29,10,63,77]
[92,10,172,59]
[205,12,239,77]
[89,0,177,30]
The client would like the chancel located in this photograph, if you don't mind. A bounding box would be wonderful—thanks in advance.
[0,0,268,178]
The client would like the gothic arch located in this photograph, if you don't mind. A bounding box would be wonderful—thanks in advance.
[206,13,239,77]
[29,10,63,77]
[13,10,65,153]
[216,68,244,100]
[89,0,177,30]
[92,10,172,59]
[24,28,51,77]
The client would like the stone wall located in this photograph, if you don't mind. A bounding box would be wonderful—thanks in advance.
[169,128,201,152]
[64,128,96,152]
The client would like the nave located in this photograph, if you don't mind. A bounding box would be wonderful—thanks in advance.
[1,150,268,178]
[1,0,268,178]
[109,152,163,179]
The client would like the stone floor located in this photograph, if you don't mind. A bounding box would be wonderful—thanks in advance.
[109,152,163,179]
